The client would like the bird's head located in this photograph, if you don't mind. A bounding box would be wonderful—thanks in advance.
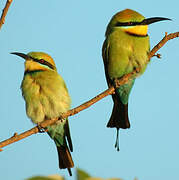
[11,51,57,72]
[105,9,171,36]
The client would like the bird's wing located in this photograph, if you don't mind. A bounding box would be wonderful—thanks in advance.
[102,38,112,87]
[65,119,73,152]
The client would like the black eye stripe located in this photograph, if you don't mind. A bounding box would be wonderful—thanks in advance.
[115,21,143,27]
[29,56,55,70]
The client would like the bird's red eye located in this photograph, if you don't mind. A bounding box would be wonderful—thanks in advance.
[40,59,45,63]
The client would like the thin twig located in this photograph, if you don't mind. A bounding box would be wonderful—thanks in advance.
[0,32,179,149]
[149,32,179,59]
[0,0,13,30]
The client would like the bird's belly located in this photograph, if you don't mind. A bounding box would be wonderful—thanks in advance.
[107,31,149,79]
[22,77,70,124]
[108,43,148,79]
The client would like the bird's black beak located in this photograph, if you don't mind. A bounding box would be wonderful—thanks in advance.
[141,17,171,25]
[11,52,29,60]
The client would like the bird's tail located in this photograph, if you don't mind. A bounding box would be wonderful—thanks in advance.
[57,146,74,176]
[107,79,134,129]
[107,94,130,151]
[107,94,130,129]
[47,119,74,176]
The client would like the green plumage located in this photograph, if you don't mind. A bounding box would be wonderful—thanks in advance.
[12,51,74,175]
[105,30,149,78]
[103,9,170,150]
[105,27,150,104]
[102,9,150,151]
[21,70,70,123]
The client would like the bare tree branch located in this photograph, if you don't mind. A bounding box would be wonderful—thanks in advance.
[0,32,179,150]
[0,0,13,30]
[149,32,179,59]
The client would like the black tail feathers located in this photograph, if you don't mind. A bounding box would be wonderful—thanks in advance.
[107,94,130,151]
[107,95,130,129]
[57,146,74,176]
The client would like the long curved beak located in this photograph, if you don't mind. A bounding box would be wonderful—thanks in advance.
[141,17,171,25]
[11,52,29,60]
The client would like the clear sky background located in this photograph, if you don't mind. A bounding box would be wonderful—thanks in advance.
[0,0,179,180]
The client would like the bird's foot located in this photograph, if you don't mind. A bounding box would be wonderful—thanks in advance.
[37,123,47,133]
[153,53,161,59]
[114,78,120,88]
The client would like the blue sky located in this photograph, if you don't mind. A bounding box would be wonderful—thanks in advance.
[0,0,179,180]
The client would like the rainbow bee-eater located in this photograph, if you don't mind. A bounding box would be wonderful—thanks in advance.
[11,52,74,175]
[102,9,170,151]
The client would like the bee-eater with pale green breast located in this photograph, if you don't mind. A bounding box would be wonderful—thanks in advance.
[102,9,170,151]
[11,52,74,175]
